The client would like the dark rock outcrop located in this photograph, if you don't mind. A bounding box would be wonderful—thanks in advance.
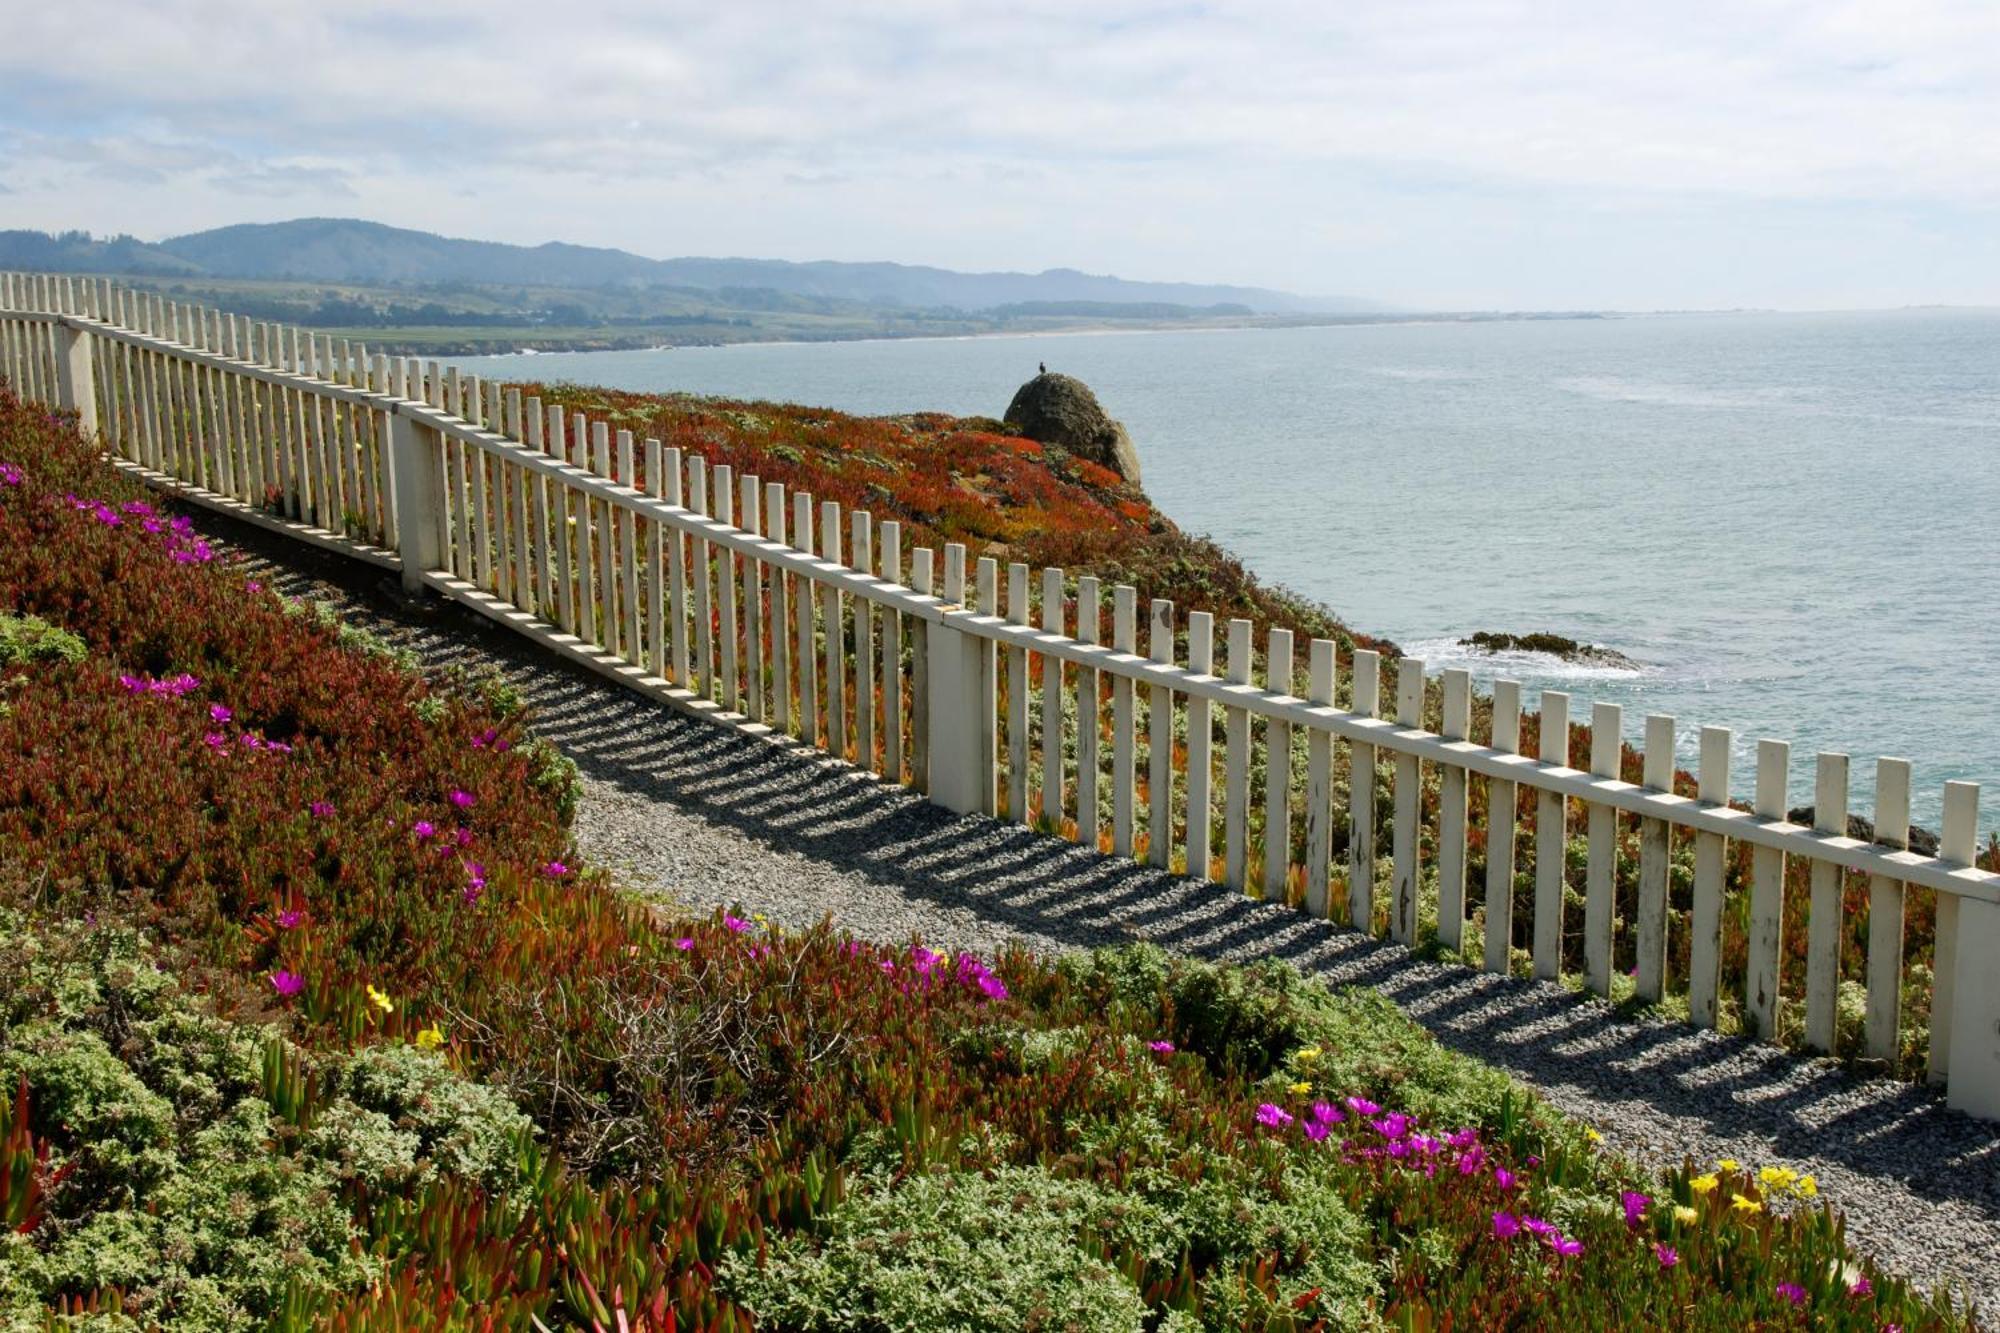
[1786,807,1941,857]
[1003,373,1142,485]
[1458,630,1639,671]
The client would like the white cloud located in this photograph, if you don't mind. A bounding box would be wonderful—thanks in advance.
[1,0,1997,306]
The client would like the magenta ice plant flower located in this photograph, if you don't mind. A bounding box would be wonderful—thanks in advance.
[269,970,304,996]
[1621,1191,1650,1228]
[1492,1211,1521,1240]
[1655,1244,1679,1268]
[0,462,22,485]
[1776,1282,1806,1308]
[542,860,569,877]
[413,821,437,840]
[1494,1167,1517,1191]
[309,800,334,817]
[1147,1039,1175,1054]
[1254,1103,1295,1130]
[276,908,304,929]
[1849,1277,1873,1298]
[210,703,233,723]
[674,937,695,950]
[1549,1234,1584,1258]
[1343,1095,1382,1116]
[449,789,476,809]
[723,914,752,933]
[1520,1217,1555,1238]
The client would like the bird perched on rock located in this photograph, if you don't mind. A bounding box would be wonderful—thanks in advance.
[1038,361,1046,374]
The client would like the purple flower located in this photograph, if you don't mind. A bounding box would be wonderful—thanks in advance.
[1457,1145,1486,1175]
[1309,1100,1344,1125]
[1621,1191,1650,1229]
[1370,1112,1411,1140]
[276,909,304,929]
[269,970,304,997]
[169,515,193,534]
[1521,1217,1555,1238]
[239,732,263,750]
[1655,1244,1679,1268]
[203,732,228,750]
[246,579,262,592]
[1492,1211,1521,1240]
[975,973,1009,1001]
[1494,1167,1517,1191]
[723,914,752,933]
[309,800,335,817]
[209,703,233,724]
[1148,1039,1175,1054]
[1549,1234,1584,1259]
[449,789,475,809]
[1849,1277,1873,1299]
[1255,1103,1295,1130]
[453,826,473,847]
[1344,1096,1381,1117]
[0,462,21,485]
[461,882,483,905]
[1776,1282,1806,1308]
[118,674,146,693]
[1304,1119,1332,1142]
[413,821,437,840]
[542,860,569,877]
[674,937,695,950]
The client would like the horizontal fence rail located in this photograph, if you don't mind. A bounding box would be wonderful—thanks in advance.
[7,269,2000,1119]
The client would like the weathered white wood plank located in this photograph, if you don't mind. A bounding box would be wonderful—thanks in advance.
[821,499,846,758]
[689,457,713,697]
[1148,599,1176,868]
[742,473,766,724]
[1185,612,1214,880]
[793,493,818,745]
[1864,757,1911,1068]
[1223,619,1252,891]
[1532,690,1569,978]
[909,547,932,792]
[1304,639,1336,915]
[620,431,641,663]
[1112,586,1138,856]
[1689,726,1732,1028]
[881,520,903,779]
[1007,562,1031,820]
[1041,567,1065,825]
[593,422,618,656]
[1264,629,1296,902]
[1935,780,1981,1090]
[766,483,792,732]
[645,439,665,675]
[1349,650,1382,932]
[1804,751,1851,1053]
[1747,739,1790,1040]
[548,406,577,636]
[1584,703,1623,995]
[665,449,688,685]
[1437,668,1472,954]
[1483,679,1521,974]
[1635,714,1677,1004]
[1076,577,1102,848]
[853,511,877,765]
[1392,658,1425,942]
[716,465,739,708]
[975,557,999,815]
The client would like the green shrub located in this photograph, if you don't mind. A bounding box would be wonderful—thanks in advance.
[0,613,85,669]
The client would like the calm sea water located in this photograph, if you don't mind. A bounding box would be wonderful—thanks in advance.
[449,311,2000,824]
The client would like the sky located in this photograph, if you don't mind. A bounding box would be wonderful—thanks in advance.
[3,1,1998,310]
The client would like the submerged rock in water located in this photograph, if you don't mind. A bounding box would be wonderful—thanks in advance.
[1004,372,1142,486]
[1459,631,1639,670]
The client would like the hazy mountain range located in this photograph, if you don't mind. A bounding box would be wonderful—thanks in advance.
[0,218,1377,315]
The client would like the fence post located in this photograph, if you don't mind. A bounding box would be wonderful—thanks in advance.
[1939,783,1996,1115]
[54,320,99,437]
[925,544,986,815]
[388,407,444,595]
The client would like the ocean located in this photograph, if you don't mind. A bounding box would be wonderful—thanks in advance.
[447,309,2000,824]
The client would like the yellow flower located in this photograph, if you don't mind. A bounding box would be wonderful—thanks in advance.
[1673,1205,1699,1225]
[1793,1175,1818,1200]
[414,1026,444,1049]
[365,984,394,1014]
[1715,1158,1739,1172]
[1759,1165,1797,1190]
[1297,1046,1322,1063]
[1584,1127,1603,1144]
[1730,1193,1763,1215]
[1689,1174,1719,1196]
[1288,1081,1313,1096]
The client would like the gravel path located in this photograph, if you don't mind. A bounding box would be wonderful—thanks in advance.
[214,515,1999,1311]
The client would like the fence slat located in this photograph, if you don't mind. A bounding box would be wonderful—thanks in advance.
[594,423,618,656]
[1186,612,1214,880]
[743,473,766,723]
[621,431,641,662]
[1305,639,1336,915]
[1934,781,1981,1088]
[665,449,687,683]
[1264,629,1295,902]
[1148,599,1176,868]
[1865,757,1911,1068]
[1531,690,1569,977]
[768,483,792,732]
[690,457,712,696]
[716,465,738,709]
[975,556,999,815]
[853,511,876,762]
[1223,618,1252,891]
[793,494,817,744]
[548,407,577,636]
[1635,714,1676,1004]
[822,500,846,757]
[1007,563,1031,820]
[882,520,903,778]
[645,440,665,673]
[1805,752,1851,1053]
[1112,586,1137,857]
[1747,739,1790,1040]
[1438,668,1472,953]
[1349,650,1382,932]
[1689,726,1732,1028]
[1041,568,1065,825]
[910,547,932,792]
[1584,702,1623,995]
[1392,658,1425,942]
[1482,679,1521,973]
[1076,577,1101,848]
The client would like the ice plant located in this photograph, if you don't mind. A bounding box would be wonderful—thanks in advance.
[1690,1173,1719,1195]
[1254,1103,1294,1130]
[1731,1193,1763,1215]
[1493,1167,1517,1191]
[1492,1211,1521,1240]
[413,821,436,841]
[414,1026,445,1049]
[269,970,303,997]
[365,984,395,1014]
[276,909,304,929]
[724,914,752,933]
[1549,1234,1583,1258]
[309,800,334,817]
[1621,1190,1649,1228]
[0,461,22,485]
[542,860,570,877]
[209,703,232,723]
[674,937,695,950]
[449,789,476,809]
[1655,1243,1678,1268]
[1344,1095,1381,1116]
[1147,1040,1175,1054]
[1776,1282,1806,1307]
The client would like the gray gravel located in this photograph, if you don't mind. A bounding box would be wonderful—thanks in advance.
[212,515,1999,1313]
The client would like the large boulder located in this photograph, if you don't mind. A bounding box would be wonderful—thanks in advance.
[1003,373,1142,486]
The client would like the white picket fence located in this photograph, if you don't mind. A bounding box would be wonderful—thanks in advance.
[7,270,2000,1117]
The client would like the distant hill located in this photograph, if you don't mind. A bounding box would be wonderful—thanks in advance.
[0,219,1378,314]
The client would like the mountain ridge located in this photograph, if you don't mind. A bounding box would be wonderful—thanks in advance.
[0,218,1381,314]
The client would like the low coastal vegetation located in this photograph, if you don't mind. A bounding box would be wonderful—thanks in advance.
[0,393,1978,1326]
